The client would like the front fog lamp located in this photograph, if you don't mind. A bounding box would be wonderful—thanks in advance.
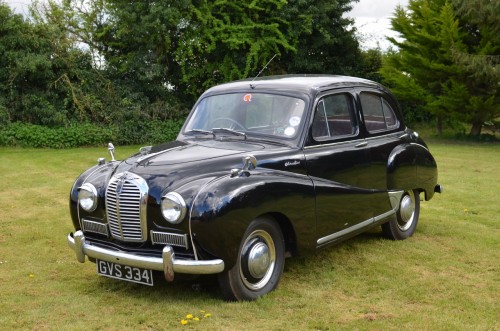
[78,183,98,212]
[161,192,187,224]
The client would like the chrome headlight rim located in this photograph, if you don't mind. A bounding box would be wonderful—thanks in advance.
[78,183,98,212]
[161,192,187,224]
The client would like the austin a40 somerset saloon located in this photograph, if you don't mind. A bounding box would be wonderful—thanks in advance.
[68,75,441,301]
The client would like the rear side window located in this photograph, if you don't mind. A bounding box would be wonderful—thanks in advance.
[360,93,399,133]
[312,93,356,140]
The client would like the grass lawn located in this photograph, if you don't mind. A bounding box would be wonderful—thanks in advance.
[0,141,498,330]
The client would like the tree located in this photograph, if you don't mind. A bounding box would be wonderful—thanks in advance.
[280,0,362,75]
[380,0,499,136]
[0,2,70,125]
[174,0,298,97]
[2,0,366,129]
[450,0,500,135]
[92,0,307,104]
[83,0,363,104]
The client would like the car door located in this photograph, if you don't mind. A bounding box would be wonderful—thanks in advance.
[357,89,406,216]
[304,90,375,246]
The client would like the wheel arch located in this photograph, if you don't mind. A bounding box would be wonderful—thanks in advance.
[189,171,315,268]
[387,143,438,200]
[262,212,297,258]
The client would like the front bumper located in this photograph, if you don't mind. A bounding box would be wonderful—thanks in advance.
[67,231,225,281]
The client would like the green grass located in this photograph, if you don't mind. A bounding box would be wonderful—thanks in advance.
[0,142,498,330]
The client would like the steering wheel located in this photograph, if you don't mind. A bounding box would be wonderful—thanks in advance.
[210,117,246,131]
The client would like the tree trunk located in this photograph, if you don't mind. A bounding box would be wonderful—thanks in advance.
[436,116,443,135]
[469,122,482,136]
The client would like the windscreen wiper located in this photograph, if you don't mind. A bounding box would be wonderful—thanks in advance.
[212,128,247,139]
[185,129,215,138]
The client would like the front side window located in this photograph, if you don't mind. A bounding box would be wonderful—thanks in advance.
[360,93,399,133]
[312,93,356,140]
[184,93,306,139]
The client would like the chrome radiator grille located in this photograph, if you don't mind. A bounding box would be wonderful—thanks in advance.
[105,172,148,242]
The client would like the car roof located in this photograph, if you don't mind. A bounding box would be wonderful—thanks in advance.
[202,75,382,96]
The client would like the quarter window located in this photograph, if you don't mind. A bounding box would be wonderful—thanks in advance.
[360,93,399,133]
[312,94,356,140]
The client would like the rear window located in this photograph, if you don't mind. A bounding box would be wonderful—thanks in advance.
[360,93,399,133]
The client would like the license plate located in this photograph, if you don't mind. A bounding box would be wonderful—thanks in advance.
[96,260,153,286]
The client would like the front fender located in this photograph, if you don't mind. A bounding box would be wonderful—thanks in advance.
[69,162,119,230]
[387,143,438,200]
[189,170,316,269]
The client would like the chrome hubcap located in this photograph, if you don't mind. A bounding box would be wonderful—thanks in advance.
[248,242,270,278]
[240,230,276,291]
[398,191,415,231]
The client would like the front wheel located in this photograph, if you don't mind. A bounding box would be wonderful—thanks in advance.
[218,218,285,301]
[382,189,420,240]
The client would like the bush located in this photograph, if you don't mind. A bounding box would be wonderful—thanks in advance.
[0,119,185,148]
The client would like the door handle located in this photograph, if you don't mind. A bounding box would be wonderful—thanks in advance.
[355,141,367,148]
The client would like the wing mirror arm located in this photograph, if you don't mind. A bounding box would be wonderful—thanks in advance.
[230,155,257,177]
[108,142,116,162]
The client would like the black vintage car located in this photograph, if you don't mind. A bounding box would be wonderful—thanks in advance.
[68,75,441,301]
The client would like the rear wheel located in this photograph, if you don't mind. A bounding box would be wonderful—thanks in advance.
[382,189,420,240]
[218,218,285,301]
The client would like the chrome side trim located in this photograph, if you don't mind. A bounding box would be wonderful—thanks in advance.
[354,141,368,148]
[68,231,225,281]
[374,208,396,223]
[303,137,366,150]
[364,131,404,142]
[317,217,375,245]
[317,192,401,246]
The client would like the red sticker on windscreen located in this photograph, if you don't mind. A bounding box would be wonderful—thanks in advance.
[243,94,252,103]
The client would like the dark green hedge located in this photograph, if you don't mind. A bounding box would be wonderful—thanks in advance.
[0,119,185,148]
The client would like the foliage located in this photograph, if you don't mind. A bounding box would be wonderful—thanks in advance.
[280,0,362,76]
[1,0,374,147]
[380,0,499,136]
[0,119,184,148]
[175,0,298,97]
[357,48,383,82]
[41,0,367,105]
[450,0,500,136]
[0,2,63,126]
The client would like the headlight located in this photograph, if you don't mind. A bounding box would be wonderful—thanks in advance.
[161,192,187,224]
[78,183,98,212]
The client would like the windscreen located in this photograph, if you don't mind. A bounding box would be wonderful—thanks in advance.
[184,93,306,139]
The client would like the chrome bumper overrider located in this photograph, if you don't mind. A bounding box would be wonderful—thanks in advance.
[67,231,225,282]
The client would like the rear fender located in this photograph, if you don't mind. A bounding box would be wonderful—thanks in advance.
[387,143,438,200]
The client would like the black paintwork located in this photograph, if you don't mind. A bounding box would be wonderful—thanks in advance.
[69,75,439,271]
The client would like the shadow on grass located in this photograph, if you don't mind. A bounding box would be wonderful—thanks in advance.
[69,228,389,302]
[80,271,223,302]
[284,228,388,272]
